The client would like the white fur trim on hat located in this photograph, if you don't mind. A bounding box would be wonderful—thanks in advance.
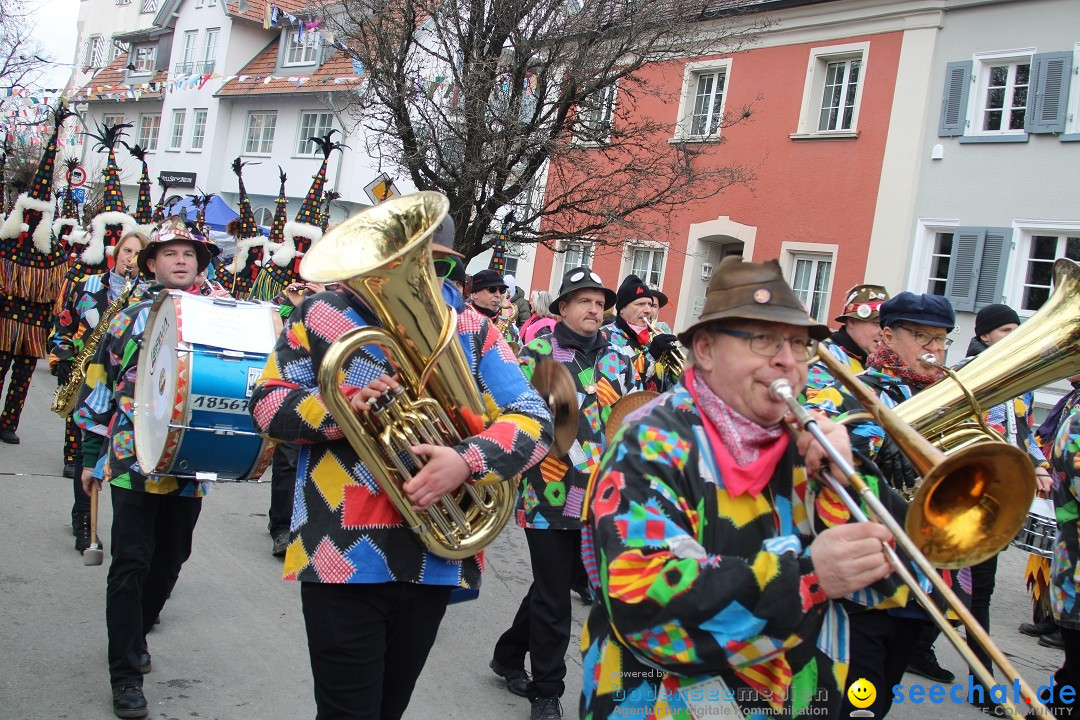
[0,193,56,253]
[52,218,81,239]
[271,221,323,268]
[228,235,268,273]
[81,211,137,265]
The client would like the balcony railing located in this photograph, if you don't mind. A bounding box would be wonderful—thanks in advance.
[173,60,216,75]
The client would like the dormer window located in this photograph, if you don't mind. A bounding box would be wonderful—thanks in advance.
[283,32,320,67]
[132,45,156,74]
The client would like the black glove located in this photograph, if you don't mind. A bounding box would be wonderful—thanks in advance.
[874,435,920,492]
[57,361,73,387]
[648,334,678,361]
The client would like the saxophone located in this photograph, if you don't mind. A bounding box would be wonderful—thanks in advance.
[51,273,138,417]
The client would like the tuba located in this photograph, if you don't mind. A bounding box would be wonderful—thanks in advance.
[300,192,514,560]
[893,257,1080,453]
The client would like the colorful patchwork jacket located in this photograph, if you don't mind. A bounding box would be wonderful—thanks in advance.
[74,285,209,497]
[804,338,865,405]
[49,270,148,371]
[249,286,553,587]
[1050,409,1080,630]
[580,383,849,720]
[517,324,640,530]
[606,317,677,393]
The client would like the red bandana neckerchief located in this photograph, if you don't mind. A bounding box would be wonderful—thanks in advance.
[867,344,941,390]
[686,367,788,498]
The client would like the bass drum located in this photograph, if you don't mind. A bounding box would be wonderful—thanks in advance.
[134,290,278,481]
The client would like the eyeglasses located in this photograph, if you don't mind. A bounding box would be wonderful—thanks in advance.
[895,325,953,349]
[713,328,819,361]
[433,256,461,280]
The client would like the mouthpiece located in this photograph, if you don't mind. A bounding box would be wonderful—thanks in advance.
[919,353,938,368]
[768,379,794,402]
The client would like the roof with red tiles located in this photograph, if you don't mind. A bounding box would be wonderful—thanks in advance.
[215,39,363,97]
[225,0,312,25]
[72,57,169,104]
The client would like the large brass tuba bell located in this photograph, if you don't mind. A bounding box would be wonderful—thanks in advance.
[300,192,513,560]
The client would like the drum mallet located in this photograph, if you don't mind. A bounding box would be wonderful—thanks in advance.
[83,481,104,566]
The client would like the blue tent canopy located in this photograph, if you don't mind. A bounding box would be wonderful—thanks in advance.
[166,195,242,232]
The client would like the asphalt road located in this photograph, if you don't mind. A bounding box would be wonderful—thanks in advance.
[0,363,1066,719]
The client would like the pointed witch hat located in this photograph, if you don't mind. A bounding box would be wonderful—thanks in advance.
[75,120,138,275]
[224,157,266,299]
[152,177,171,223]
[124,142,154,226]
[266,130,345,283]
[0,103,76,358]
[318,189,340,232]
[249,166,291,301]
[51,156,83,261]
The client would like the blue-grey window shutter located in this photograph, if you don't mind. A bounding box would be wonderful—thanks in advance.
[973,227,1013,310]
[939,61,972,137]
[945,227,983,312]
[1026,52,1073,134]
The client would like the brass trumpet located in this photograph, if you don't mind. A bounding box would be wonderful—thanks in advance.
[643,317,685,381]
[771,349,1045,717]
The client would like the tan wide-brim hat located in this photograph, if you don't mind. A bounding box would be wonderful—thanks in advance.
[678,256,830,346]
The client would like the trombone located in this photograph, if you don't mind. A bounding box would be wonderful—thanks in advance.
[771,352,1047,717]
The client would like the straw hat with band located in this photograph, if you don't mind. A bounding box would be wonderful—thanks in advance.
[678,256,829,346]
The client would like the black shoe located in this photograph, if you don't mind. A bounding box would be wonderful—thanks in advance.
[572,584,595,606]
[271,530,290,557]
[489,658,529,697]
[1019,619,1056,637]
[112,685,148,718]
[138,642,151,674]
[73,512,91,553]
[63,463,75,478]
[530,695,562,720]
[1039,630,1065,649]
[907,650,955,683]
[0,430,19,444]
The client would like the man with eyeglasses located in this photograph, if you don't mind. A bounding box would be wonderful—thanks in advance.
[579,257,895,720]
[805,291,967,716]
[470,269,520,346]
[805,283,890,403]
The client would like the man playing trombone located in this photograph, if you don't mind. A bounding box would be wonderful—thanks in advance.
[580,257,895,719]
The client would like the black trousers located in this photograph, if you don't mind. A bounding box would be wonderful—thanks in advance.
[71,453,89,515]
[0,351,36,432]
[268,442,298,535]
[840,610,927,718]
[107,486,202,688]
[493,528,579,699]
[967,554,998,675]
[1050,627,1080,717]
[301,581,452,720]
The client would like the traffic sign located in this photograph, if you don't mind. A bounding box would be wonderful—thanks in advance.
[70,187,86,204]
[68,165,87,187]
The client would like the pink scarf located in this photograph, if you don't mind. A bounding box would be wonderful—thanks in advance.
[685,367,789,497]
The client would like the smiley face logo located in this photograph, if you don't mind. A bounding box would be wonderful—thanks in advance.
[847,677,876,709]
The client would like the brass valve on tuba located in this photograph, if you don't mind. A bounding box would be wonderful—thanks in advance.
[643,317,686,381]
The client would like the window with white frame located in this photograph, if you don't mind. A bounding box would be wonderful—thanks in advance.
[181,31,197,69]
[1019,233,1080,311]
[793,43,868,138]
[86,35,107,67]
[789,254,833,322]
[168,110,185,151]
[245,112,277,154]
[556,241,594,281]
[628,246,664,288]
[295,111,334,155]
[132,45,156,74]
[202,29,218,73]
[138,114,161,151]
[111,40,128,60]
[926,232,953,296]
[284,33,320,66]
[939,49,1074,138]
[575,82,616,145]
[190,109,207,150]
[103,113,126,129]
[253,207,273,226]
[675,59,730,140]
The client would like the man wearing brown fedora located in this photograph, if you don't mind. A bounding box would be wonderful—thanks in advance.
[805,283,890,403]
[579,256,896,720]
[490,265,639,720]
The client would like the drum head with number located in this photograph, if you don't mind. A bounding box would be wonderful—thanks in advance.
[134,290,183,474]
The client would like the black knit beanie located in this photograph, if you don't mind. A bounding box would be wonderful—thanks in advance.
[974,303,1020,337]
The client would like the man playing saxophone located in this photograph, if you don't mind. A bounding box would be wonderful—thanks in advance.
[49,230,148,554]
[249,204,553,720]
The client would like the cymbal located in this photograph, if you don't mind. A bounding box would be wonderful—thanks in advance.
[605,391,659,445]
[531,359,578,457]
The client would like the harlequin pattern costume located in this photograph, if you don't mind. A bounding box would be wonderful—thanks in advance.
[0,105,74,440]
[249,285,553,587]
[1051,412,1080,620]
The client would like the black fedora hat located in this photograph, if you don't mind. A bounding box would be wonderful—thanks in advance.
[550,266,616,314]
